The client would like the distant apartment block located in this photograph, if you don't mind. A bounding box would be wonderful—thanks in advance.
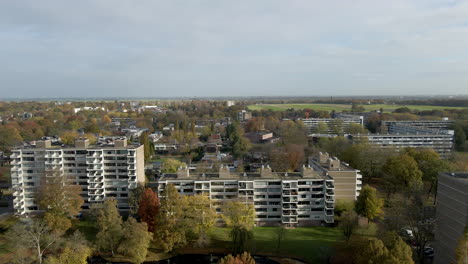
[11,138,145,215]
[434,173,468,264]
[309,152,362,200]
[238,110,252,122]
[349,132,454,157]
[298,115,363,134]
[154,165,335,226]
[382,119,453,133]
[244,131,278,144]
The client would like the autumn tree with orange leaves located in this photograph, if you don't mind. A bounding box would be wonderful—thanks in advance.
[138,188,160,232]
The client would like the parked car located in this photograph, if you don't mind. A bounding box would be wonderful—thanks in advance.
[424,246,434,258]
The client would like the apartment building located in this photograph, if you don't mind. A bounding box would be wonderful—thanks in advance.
[298,115,363,134]
[309,152,362,201]
[11,137,145,215]
[382,119,453,133]
[154,165,335,226]
[434,173,468,264]
[238,110,253,122]
[349,133,454,158]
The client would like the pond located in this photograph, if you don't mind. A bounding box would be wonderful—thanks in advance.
[89,254,280,264]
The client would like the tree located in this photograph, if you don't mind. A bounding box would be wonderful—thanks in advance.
[60,130,79,145]
[404,148,450,196]
[382,154,423,194]
[138,188,160,233]
[355,185,384,222]
[222,201,256,228]
[184,194,217,245]
[355,238,396,264]
[347,123,367,134]
[140,131,153,163]
[334,199,355,218]
[45,231,92,264]
[383,232,414,264]
[6,219,60,264]
[455,227,468,264]
[118,217,153,264]
[329,119,344,135]
[315,122,329,134]
[339,211,359,242]
[37,174,84,233]
[218,252,255,264]
[154,184,188,252]
[129,183,145,216]
[161,158,186,173]
[0,125,22,151]
[279,120,308,145]
[275,227,286,254]
[452,122,467,151]
[95,199,123,256]
[230,225,253,255]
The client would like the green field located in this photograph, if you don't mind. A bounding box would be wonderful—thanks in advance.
[210,226,343,263]
[247,103,468,112]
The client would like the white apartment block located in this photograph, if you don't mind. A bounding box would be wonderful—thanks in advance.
[154,166,335,226]
[382,119,453,133]
[298,115,364,134]
[350,133,454,158]
[11,138,145,215]
[309,152,362,201]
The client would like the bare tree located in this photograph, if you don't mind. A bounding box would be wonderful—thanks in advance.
[7,218,60,264]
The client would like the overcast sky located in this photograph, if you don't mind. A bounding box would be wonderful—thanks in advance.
[1,0,467,98]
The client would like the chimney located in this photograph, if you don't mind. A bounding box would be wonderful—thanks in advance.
[260,165,273,178]
[75,138,90,148]
[114,137,127,148]
[177,166,189,178]
[219,164,231,178]
[327,157,341,170]
[36,140,51,149]
[319,152,330,163]
[301,165,314,177]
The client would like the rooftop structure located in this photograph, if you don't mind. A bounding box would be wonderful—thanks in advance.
[434,172,468,264]
[11,137,145,215]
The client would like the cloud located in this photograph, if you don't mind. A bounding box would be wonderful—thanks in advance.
[0,0,467,98]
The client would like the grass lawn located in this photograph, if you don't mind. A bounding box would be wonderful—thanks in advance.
[210,226,344,263]
[247,103,468,112]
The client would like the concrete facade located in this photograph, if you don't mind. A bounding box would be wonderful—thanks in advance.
[154,165,335,226]
[11,138,145,215]
[309,152,362,201]
[434,173,468,264]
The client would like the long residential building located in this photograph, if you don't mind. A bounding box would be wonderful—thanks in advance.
[298,115,364,134]
[11,138,145,215]
[381,119,453,133]
[309,152,362,200]
[434,172,468,264]
[154,165,335,226]
[349,133,454,158]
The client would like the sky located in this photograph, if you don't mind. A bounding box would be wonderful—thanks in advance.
[1,0,468,98]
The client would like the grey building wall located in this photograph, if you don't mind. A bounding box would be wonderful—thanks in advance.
[434,173,468,264]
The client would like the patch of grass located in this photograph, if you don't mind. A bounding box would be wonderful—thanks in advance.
[210,226,343,263]
[247,103,468,112]
[71,220,99,242]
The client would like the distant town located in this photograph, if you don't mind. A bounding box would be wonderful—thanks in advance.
[0,98,466,264]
